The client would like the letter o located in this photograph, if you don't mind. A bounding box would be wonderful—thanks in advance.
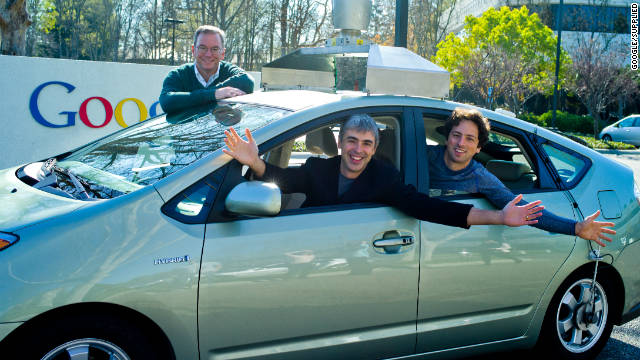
[115,98,149,128]
[79,97,113,128]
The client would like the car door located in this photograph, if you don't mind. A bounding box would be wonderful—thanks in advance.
[413,109,577,353]
[198,108,420,359]
[613,117,635,142]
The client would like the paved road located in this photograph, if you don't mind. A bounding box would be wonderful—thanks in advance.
[464,149,640,360]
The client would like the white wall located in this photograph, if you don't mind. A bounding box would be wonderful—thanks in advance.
[0,55,260,169]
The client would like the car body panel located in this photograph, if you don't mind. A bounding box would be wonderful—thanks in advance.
[199,207,419,359]
[0,166,86,232]
[416,193,576,352]
[0,186,203,359]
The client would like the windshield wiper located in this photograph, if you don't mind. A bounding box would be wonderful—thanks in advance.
[35,158,92,199]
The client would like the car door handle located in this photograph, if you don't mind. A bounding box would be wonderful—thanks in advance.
[373,236,415,248]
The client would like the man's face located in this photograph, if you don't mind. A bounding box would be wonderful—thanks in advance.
[191,32,225,75]
[444,119,481,171]
[338,128,377,179]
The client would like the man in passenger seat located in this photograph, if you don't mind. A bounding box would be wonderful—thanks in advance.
[223,114,547,230]
[428,108,616,246]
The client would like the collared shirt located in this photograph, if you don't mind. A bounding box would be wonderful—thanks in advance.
[194,62,220,88]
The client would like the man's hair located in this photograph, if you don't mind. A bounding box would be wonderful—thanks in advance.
[193,25,226,48]
[444,108,491,148]
[339,114,379,146]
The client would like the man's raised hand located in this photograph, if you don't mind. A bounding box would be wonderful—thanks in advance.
[502,194,544,227]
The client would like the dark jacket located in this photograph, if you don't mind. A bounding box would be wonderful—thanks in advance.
[261,156,473,229]
[159,62,254,114]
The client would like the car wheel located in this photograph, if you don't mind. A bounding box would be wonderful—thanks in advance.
[537,274,614,359]
[10,313,172,360]
[602,135,612,142]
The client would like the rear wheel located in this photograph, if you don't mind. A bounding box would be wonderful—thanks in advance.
[537,274,614,359]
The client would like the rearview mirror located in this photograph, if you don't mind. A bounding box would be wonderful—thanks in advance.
[225,181,281,216]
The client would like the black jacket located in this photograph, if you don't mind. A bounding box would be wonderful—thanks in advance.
[261,156,472,229]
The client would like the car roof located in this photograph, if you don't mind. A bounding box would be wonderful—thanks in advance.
[221,90,345,111]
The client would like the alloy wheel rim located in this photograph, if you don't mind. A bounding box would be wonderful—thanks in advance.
[41,338,130,360]
[555,279,608,353]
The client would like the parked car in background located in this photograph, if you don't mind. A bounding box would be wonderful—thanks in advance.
[1,90,639,360]
[599,115,640,146]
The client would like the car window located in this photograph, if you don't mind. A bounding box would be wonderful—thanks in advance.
[260,113,402,211]
[53,103,288,199]
[634,117,640,127]
[619,118,634,128]
[423,115,538,197]
[541,143,589,187]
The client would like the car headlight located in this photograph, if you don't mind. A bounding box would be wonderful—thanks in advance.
[0,232,19,251]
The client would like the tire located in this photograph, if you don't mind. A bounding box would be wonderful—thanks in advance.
[536,273,614,359]
[602,134,612,142]
[9,312,172,360]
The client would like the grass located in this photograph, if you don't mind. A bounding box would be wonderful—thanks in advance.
[566,133,637,150]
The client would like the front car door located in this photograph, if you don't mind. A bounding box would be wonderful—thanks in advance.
[197,108,421,359]
[414,108,577,353]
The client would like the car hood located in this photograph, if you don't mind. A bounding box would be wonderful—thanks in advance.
[0,166,86,232]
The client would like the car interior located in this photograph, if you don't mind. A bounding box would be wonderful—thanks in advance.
[422,115,540,196]
[261,115,402,210]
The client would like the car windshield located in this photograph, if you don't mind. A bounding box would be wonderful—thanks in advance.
[48,103,288,199]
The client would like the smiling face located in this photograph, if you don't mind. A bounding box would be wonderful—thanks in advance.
[444,120,482,171]
[338,129,377,179]
[191,32,225,80]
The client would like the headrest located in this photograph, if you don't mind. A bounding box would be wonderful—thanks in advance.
[306,127,338,157]
[485,160,531,181]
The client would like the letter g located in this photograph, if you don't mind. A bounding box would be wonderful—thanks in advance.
[30,81,76,128]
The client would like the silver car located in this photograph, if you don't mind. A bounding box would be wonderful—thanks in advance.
[1,91,639,360]
[599,115,640,146]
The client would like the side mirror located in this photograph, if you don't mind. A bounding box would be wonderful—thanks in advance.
[225,181,281,216]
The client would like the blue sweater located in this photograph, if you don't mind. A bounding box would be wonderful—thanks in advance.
[427,145,576,235]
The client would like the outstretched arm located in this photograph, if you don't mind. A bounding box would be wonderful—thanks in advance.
[575,210,616,247]
[222,127,266,177]
[467,194,544,226]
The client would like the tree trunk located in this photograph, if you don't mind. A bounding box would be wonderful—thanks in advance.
[0,0,32,55]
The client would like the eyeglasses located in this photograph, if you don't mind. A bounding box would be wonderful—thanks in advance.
[196,45,223,54]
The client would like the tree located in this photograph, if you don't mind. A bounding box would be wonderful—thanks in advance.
[566,36,639,136]
[0,0,33,54]
[408,0,458,59]
[433,6,569,115]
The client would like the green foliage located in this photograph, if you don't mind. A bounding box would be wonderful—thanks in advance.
[433,6,571,114]
[575,135,636,150]
[518,111,599,134]
[36,0,58,34]
[292,141,307,152]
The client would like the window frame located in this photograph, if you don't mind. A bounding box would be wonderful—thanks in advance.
[205,106,418,220]
[414,107,561,199]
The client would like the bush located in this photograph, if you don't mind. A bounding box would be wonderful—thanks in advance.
[519,111,605,135]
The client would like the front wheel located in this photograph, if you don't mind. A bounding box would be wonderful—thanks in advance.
[536,275,614,359]
[8,313,173,360]
[602,134,612,142]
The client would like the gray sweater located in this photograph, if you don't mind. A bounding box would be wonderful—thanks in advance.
[427,145,576,235]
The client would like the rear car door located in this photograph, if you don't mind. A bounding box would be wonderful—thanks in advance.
[414,108,577,353]
[197,108,421,359]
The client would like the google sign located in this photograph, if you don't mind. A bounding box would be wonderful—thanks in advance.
[30,81,163,128]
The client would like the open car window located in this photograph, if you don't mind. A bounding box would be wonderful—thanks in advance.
[422,114,539,197]
[259,113,402,211]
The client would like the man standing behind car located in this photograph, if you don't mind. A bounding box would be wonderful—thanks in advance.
[223,114,547,230]
[159,25,254,114]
